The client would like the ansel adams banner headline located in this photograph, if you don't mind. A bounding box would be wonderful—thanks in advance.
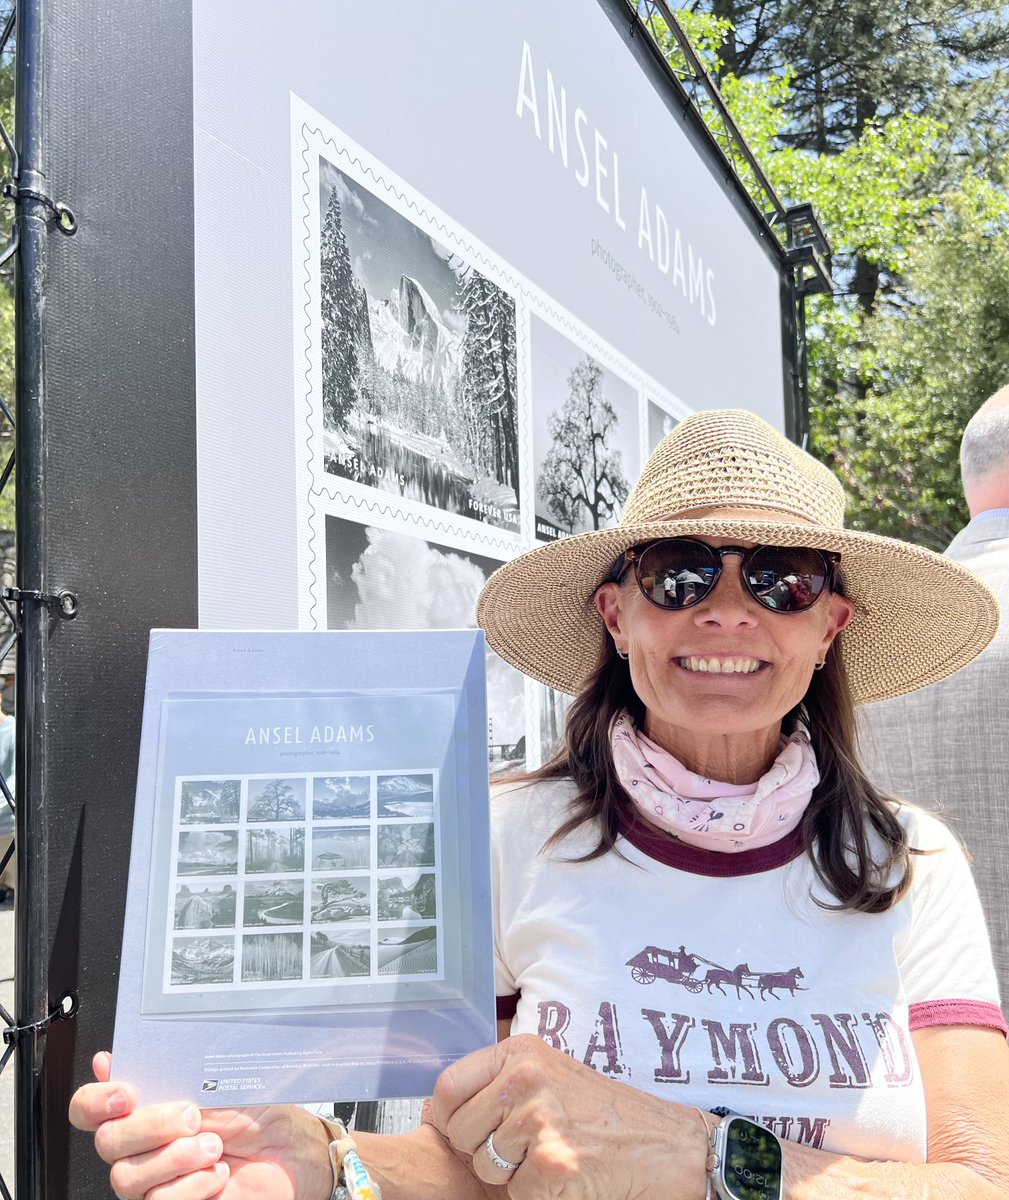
[516,41,718,327]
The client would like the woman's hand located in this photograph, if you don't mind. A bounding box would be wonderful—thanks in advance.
[430,1034,708,1200]
[68,1052,333,1200]
[430,1030,1009,1200]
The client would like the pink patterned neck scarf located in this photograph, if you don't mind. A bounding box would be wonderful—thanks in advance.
[610,710,819,853]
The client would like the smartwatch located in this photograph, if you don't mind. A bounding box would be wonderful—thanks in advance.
[705,1107,783,1200]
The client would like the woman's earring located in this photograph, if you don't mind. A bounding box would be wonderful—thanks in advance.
[813,658,826,671]
[615,646,629,660]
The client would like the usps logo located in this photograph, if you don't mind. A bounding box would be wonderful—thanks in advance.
[201,1079,219,1093]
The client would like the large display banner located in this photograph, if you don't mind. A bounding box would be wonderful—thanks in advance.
[192,0,788,766]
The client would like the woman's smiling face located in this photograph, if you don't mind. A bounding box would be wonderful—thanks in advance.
[594,535,853,771]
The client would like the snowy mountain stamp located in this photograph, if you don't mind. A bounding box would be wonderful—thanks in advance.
[306,130,521,536]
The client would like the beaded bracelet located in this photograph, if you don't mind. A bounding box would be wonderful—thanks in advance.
[318,1116,383,1200]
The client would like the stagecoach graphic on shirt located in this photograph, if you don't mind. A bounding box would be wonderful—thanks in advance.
[626,944,805,1000]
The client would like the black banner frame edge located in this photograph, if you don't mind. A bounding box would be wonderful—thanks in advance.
[20,0,198,1195]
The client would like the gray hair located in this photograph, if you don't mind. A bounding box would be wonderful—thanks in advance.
[960,384,1009,483]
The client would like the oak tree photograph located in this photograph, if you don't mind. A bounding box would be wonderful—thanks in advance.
[531,316,638,542]
[247,778,307,823]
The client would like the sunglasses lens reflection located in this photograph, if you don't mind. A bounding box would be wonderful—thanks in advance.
[636,542,719,608]
[633,541,829,612]
[746,547,828,612]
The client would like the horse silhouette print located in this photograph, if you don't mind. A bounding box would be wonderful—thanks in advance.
[625,944,806,1001]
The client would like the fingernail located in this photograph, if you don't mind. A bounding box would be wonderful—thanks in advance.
[181,1104,201,1133]
[213,1162,230,1181]
[105,1091,128,1117]
[199,1133,220,1157]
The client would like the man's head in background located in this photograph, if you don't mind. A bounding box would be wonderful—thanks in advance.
[961,384,1009,517]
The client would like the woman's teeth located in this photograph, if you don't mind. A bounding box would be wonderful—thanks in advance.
[678,657,762,674]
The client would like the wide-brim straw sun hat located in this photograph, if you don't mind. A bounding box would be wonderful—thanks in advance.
[477,408,1000,705]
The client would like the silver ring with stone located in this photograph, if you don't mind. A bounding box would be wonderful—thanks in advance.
[485,1129,521,1173]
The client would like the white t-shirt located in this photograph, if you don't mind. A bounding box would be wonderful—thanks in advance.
[493,779,1005,1163]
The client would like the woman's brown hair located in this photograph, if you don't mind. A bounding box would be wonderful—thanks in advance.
[518,630,915,914]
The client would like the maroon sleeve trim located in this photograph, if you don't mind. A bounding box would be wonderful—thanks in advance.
[497,993,519,1021]
[908,998,1008,1037]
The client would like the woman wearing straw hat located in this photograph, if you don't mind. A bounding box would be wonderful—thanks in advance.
[71,410,1009,1200]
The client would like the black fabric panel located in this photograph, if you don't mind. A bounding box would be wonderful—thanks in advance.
[36,1,197,1194]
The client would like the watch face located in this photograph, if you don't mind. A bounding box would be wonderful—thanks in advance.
[720,1116,782,1200]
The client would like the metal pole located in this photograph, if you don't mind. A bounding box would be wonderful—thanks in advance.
[14,0,50,1195]
[793,279,811,447]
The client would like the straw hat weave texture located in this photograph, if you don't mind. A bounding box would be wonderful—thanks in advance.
[621,410,846,529]
[477,409,999,705]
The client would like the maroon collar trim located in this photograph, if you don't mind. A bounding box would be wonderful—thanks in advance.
[619,809,807,876]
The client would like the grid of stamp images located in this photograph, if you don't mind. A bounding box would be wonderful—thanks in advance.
[165,771,441,990]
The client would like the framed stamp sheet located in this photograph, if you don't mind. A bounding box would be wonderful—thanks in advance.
[112,629,495,1106]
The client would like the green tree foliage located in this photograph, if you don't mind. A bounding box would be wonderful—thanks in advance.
[650,2,1009,546]
[847,178,1009,546]
[683,0,1009,164]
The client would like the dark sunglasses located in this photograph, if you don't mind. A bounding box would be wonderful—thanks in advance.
[610,538,840,614]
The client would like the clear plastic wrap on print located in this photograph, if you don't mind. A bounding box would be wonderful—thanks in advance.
[112,629,495,1107]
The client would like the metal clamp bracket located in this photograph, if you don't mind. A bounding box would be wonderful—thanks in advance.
[2,182,77,234]
[1,587,79,619]
[2,992,78,1045]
